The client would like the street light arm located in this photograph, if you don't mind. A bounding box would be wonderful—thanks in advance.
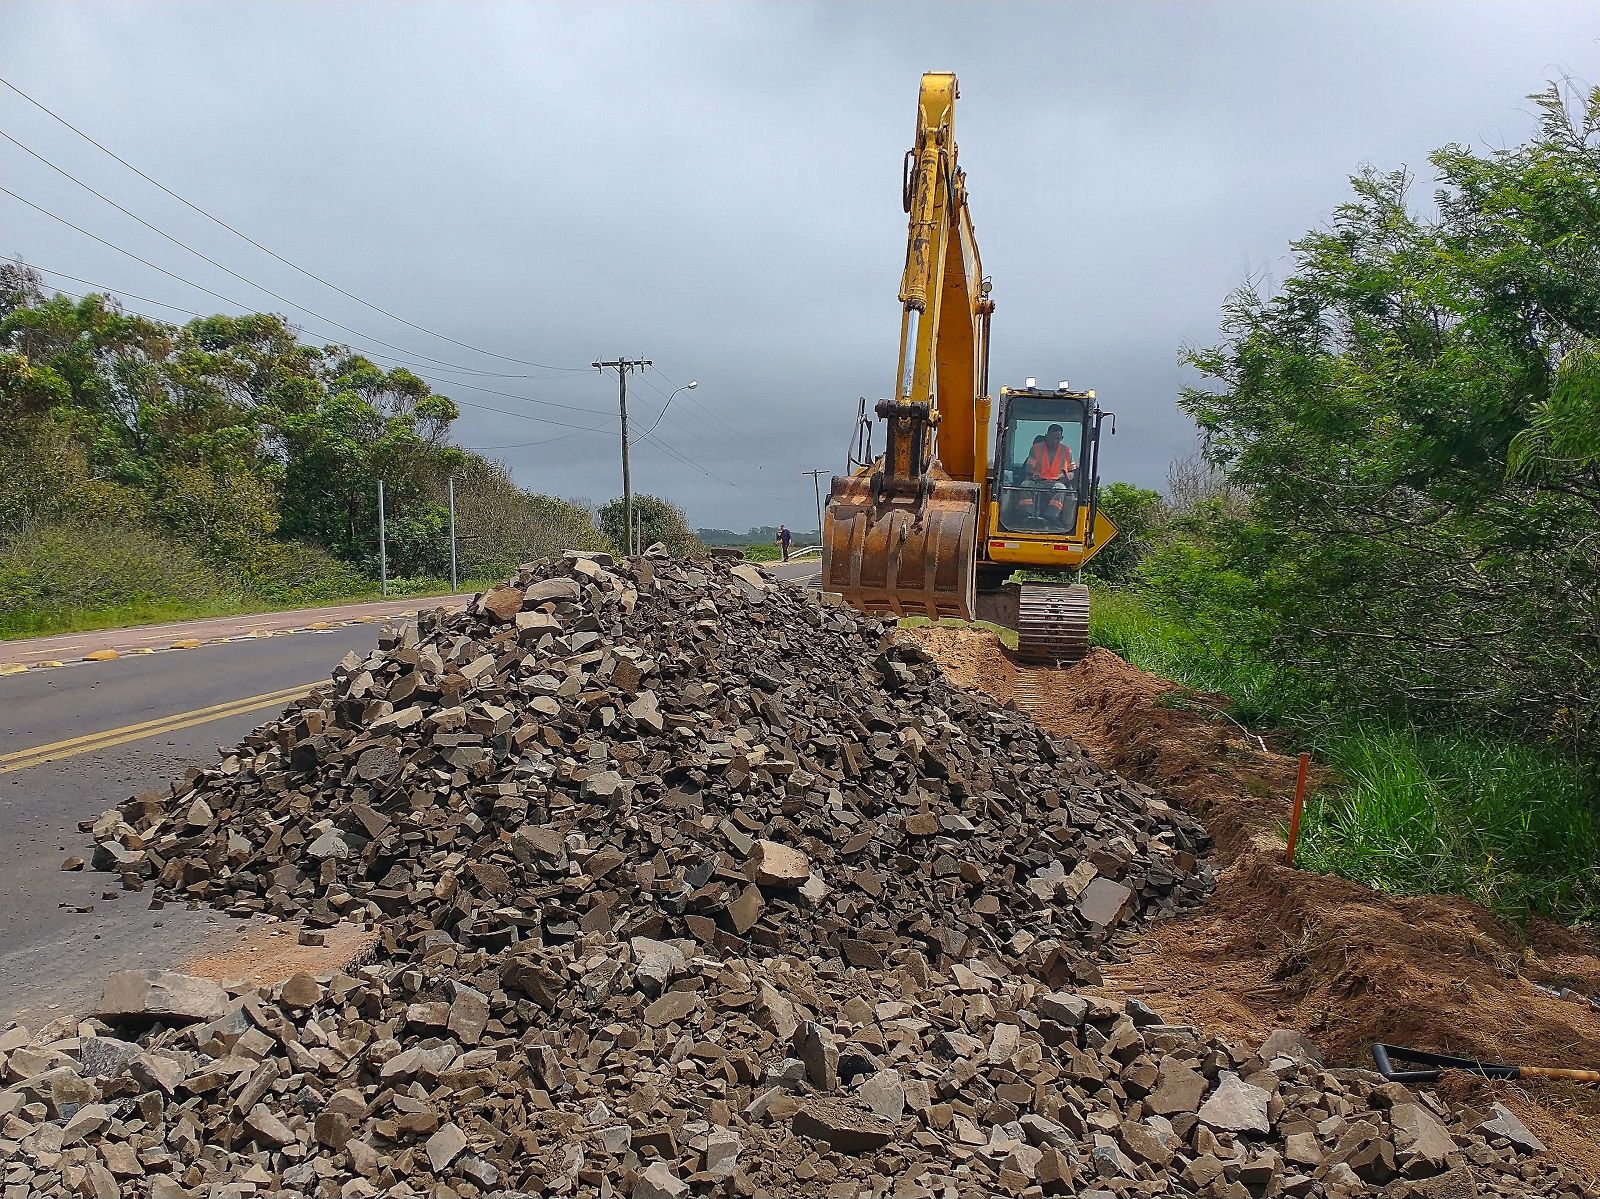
[631,381,697,446]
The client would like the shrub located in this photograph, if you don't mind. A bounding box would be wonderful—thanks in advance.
[597,494,702,557]
[1083,482,1164,582]
[243,540,369,606]
[0,517,233,636]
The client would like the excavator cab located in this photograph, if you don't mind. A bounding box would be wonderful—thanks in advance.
[980,382,1116,578]
[994,388,1090,534]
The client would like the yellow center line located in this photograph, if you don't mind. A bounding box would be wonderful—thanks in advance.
[0,681,322,775]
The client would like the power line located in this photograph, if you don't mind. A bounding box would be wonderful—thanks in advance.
[640,425,801,502]
[19,270,616,437]
[631,382,773,481]
[411,389,613,436]
[636,372,773,465]
[646,365,812,472]
[31,274,798,499]
[474,430,588,451]
[631,379,696,447]
[0,135,578,380]
[0,74,587,372]
[0,225,611,420]
[630,379,807,499]
[2,76,840,510]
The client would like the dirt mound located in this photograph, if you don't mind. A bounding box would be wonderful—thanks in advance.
[911,626,1600,1167]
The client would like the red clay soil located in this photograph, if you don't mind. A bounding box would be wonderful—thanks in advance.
[181,919,376,990]
[912,626,1600,1173]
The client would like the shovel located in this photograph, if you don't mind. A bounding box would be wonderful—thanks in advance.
[1372,1043,1600,1085]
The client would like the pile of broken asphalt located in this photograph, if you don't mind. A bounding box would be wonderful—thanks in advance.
[1,552,1584,1197]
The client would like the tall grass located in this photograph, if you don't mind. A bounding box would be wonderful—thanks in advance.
[1089,585,1600,926]
[1088,588,1283,725]
[1299,729,1600,924]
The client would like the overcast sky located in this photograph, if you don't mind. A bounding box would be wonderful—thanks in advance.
[3,2,1595,529]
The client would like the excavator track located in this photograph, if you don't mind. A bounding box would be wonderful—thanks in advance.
[1015,581,1090,666]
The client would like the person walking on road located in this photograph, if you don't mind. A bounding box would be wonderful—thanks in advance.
[776,524,793,562]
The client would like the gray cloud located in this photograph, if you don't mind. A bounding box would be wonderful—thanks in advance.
[4,1,1595,527]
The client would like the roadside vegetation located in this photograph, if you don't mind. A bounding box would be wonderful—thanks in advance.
[696,525,822,563]
[731,544,783,563]
[0,264,670,638]
[1087,82,1600,926]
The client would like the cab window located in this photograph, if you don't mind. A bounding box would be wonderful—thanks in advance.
[995,398,1087,533]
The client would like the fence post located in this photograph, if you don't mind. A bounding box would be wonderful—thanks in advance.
[377,479,388,598]
[448,476,458,590]
[1286,751,1310,866]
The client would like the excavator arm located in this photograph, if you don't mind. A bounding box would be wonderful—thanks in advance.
[823,72,991,619]
[890,72,993,487]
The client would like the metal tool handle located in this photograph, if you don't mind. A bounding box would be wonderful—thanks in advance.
[1371,1043,1520,1083]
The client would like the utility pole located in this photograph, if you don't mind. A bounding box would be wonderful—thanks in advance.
[593,356,652,556]
[803,468,828,544]
[377,479,388,598]
[447,476,458,591]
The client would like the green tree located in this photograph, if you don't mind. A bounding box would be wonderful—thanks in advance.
[277,352,461,572]
[1084,482,1165,582]
[1176,81,1600,748]
[597,494,702,557]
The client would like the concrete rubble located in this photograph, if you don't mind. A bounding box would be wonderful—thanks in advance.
[0,551,1585,1196]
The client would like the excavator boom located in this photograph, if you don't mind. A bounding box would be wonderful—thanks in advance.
[823,72,991,620]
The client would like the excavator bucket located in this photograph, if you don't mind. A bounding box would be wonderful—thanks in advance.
[822,473,979,620]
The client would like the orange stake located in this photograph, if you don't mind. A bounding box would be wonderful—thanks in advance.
[1285,751,1310,867]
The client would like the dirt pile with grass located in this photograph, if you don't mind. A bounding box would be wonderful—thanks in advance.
[910,626,1600,1178]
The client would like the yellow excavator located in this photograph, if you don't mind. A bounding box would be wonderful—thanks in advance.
[823,71,1117,664]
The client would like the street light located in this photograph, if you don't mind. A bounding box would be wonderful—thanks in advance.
[631,380,698,446]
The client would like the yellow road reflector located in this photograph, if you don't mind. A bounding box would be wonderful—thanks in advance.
[0,663,27,675]
[307,621,333,630]
[83,649,120,662]
[170,638,202,649]
[131,648,155,655]
[0,680,322,775]
[38,660,65,668]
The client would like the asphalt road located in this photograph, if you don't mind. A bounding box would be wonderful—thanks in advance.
[0,592,473,668]
[0,562,820,1026]
[0,623,384,1026]
[767,556,822,585]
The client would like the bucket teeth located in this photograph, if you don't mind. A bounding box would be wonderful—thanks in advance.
[823,475,978,620]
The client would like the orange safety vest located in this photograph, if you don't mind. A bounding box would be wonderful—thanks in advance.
[1028,441,1071,481]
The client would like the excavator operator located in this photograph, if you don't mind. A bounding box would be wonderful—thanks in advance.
[1018,423,1075,525]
